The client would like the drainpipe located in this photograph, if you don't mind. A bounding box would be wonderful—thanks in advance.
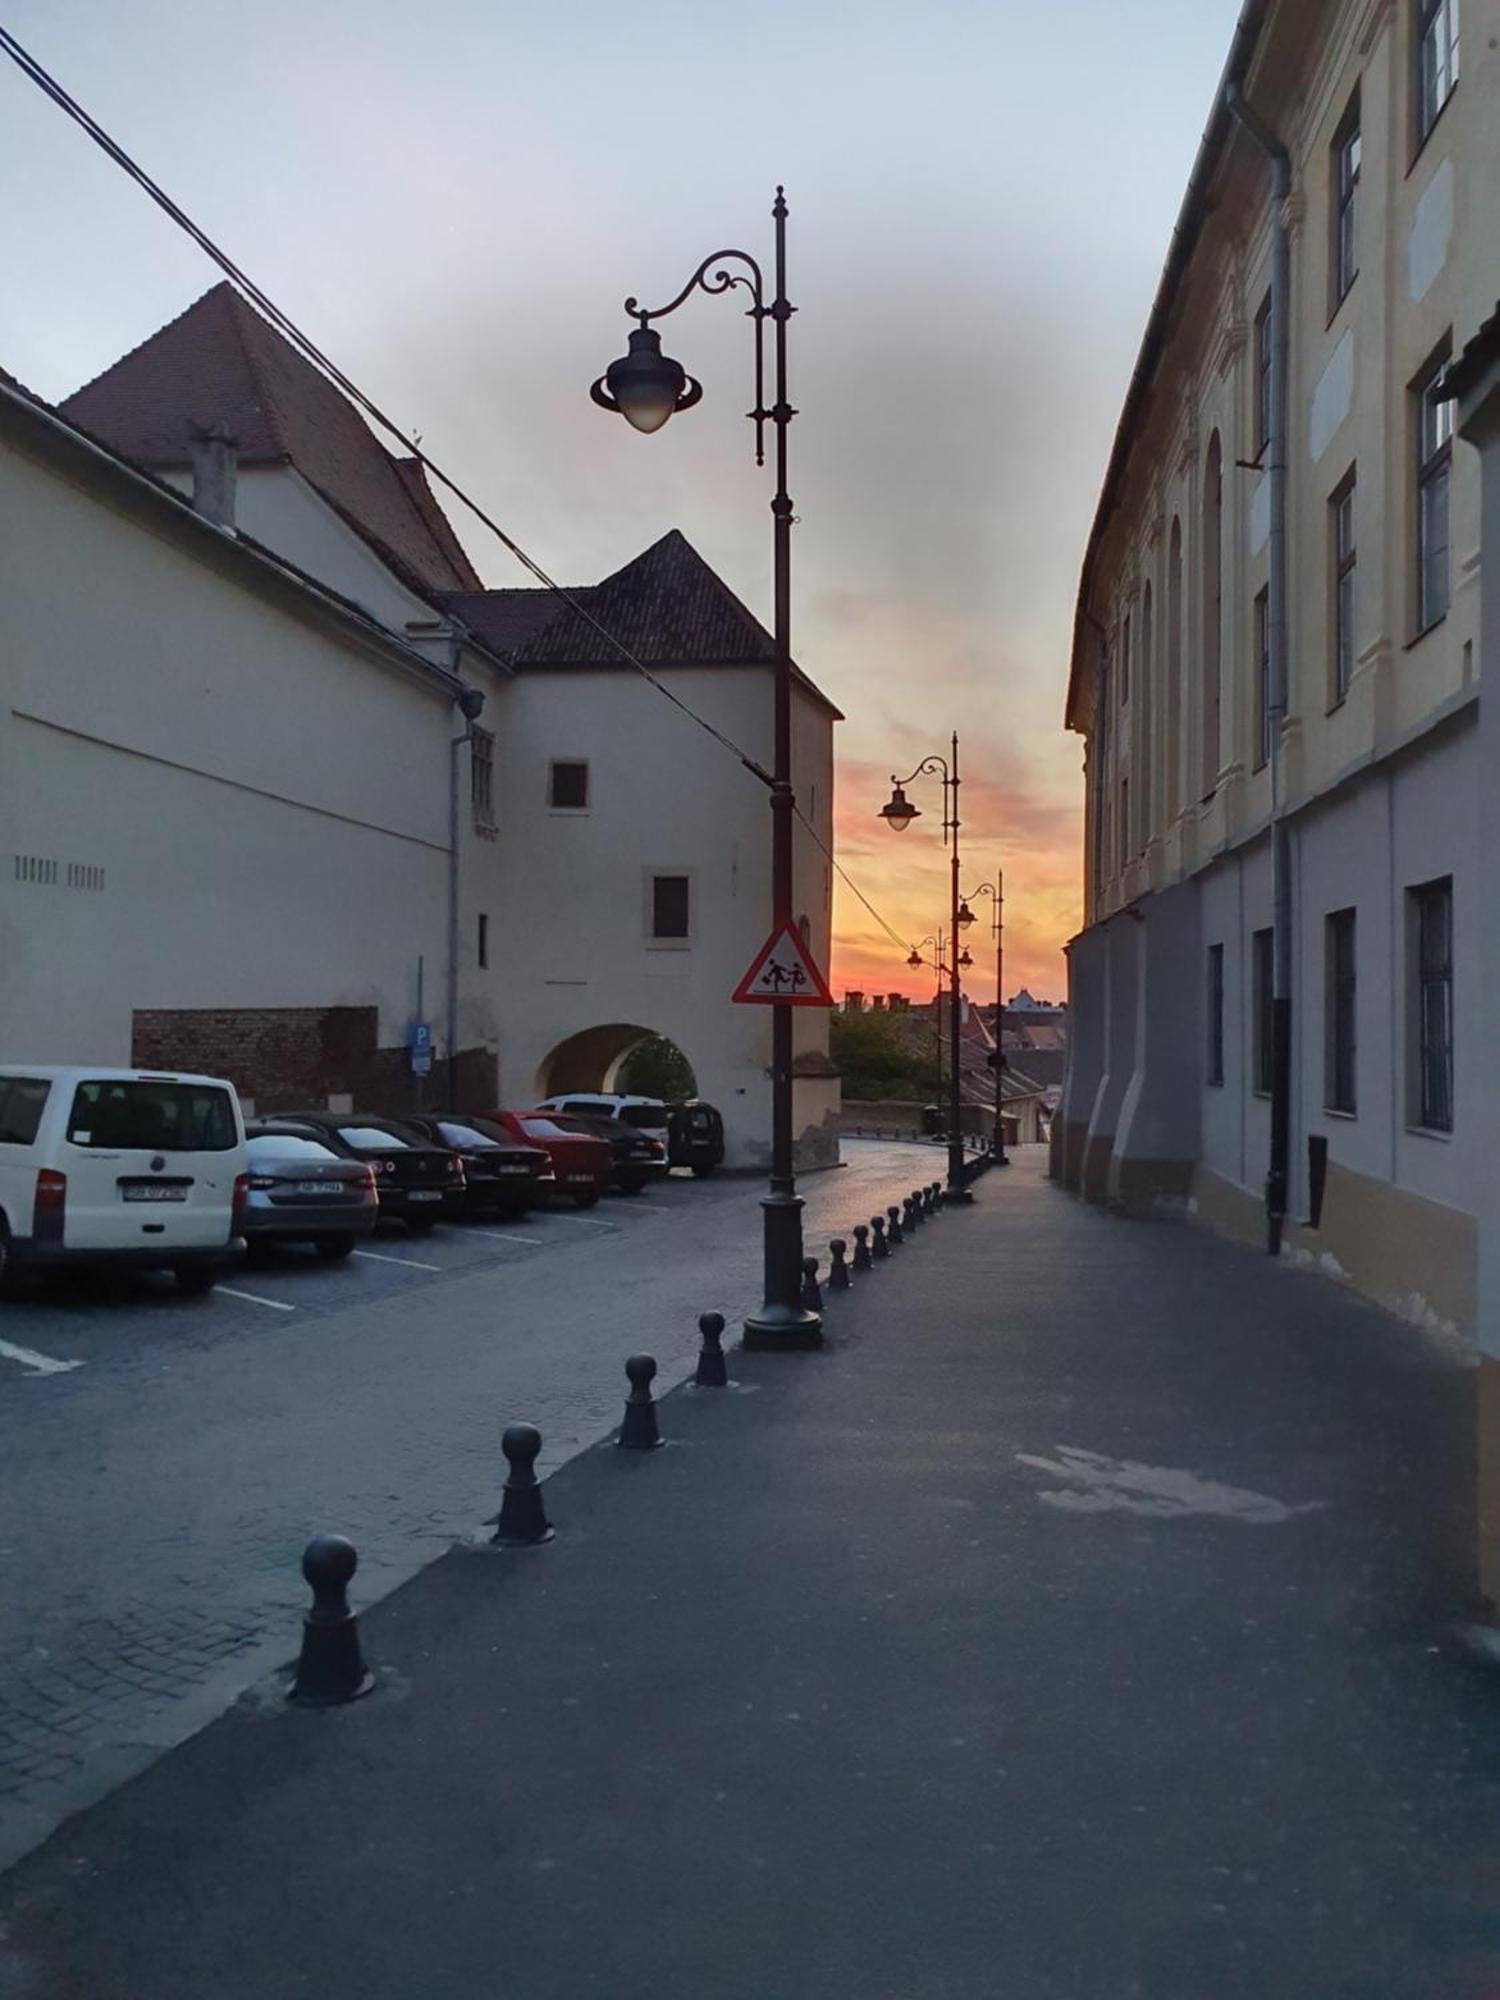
[449,684,486,1109]
[1226,81,1292,1255]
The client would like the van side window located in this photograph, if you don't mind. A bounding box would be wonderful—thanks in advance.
[0,1077,50,1145]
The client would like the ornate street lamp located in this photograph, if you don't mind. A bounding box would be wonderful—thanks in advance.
[963,873,1008,1164]
[879,734,972,1202]
[593,188,820,1348]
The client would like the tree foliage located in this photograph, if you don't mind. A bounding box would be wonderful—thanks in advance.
[617,1034,698,1102]
[830,1009,940,1102]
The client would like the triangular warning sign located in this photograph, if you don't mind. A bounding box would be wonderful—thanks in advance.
[732,920,836,1007]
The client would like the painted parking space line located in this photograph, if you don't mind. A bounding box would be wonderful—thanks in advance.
[463,1229,546,1246]
[353,1248,443,1272]
[0,1337,83,1377]
[543,1212,618,1231]
[216,1286,297,1312]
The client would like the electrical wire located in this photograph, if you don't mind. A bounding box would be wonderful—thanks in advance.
[3,24,924,970]
[0,22,770,786]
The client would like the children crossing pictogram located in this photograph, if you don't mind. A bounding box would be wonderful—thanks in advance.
[731,920,836,1007]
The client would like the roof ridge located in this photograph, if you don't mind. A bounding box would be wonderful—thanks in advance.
[219,286,287,458]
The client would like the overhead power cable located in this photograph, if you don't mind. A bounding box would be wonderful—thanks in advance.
[2,25,923,969]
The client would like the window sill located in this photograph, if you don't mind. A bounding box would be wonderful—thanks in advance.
[1251,1089,1272,1102]
[1408,88,1456,176]
[1325,279,1357,334]
[1323,1105,1357,1121]
[646,938,692,953]
[1405,1121,1453,1142]
[548,807,591,817]
[472,819,498,841]
[1405,612,1448,652]
[1326,693,1348,718]
[1206,1078,1225,1090]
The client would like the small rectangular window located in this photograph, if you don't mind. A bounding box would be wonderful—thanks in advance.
[1331,471,1357,704]
[1207,944,1225,1087]
[1120,612,1131,705]
[1253,293,1273,457]
[651,874,691,941]
[1119,778,1130,867]
[470,728,495,830]
[1416,352,1453,633]
[1252,928,1275,1097]
[549,760,589,810]
[477,912,489,970]
[1332,96,1361,307]
[1411,877,1454,1130]
[1253,588,1271,772]
[1324,908,1357,1114]
[1417,0,1459,145]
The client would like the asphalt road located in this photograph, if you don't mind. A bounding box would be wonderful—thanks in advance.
[0,1137,948,1870]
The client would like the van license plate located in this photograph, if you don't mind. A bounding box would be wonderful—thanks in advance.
[123,1184,187,1202]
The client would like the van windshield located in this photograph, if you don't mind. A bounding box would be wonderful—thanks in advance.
[621,1105,668,1130]
[67,1080,237,1152]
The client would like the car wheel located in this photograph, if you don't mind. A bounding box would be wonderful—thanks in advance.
[174,1266,218,1297]
[314,1238,354,1262]
[572,1193,601,1210]
[0,1222,20,1301]
[619,1177,647,1196]
[692,1164,717,1178]
[406,1217,438,1235]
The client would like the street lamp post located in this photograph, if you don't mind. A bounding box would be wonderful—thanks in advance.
[591,187,820,1347]
[908,934,947,1118]
[964,874,1008,1163]
[881,735,975,1202]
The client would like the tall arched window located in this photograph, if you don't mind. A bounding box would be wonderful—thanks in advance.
[1202,434,1223,796]
[1167,518,1183,823]
[1139,580,1154,844]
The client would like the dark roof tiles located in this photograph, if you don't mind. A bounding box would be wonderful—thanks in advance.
[60,283,481,596]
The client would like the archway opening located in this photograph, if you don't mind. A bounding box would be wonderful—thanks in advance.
[536,1023,698,1101]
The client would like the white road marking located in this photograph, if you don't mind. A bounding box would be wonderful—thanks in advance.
[0,1338,83,1377]
[217,1286,296,1313]
[1016,1446,1323,1524]
[353,1248,443,1272]
[543,1211,617,1230]
[464,1230,546,1246]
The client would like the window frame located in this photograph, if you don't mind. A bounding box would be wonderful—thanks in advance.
[548,758,591,812]
[1253,294,1273,459]
[477,911,489,971]
[1330,468,1357,708]
[1323,908,1358,1115]
[1206,944,1225,1088]
[1119,776,1130,869]
[647,869,694,949]
[470,726,496,832]
[1414,345,1454,637]
[1409,877,1454,1133]
[1415,0,1459,153]
[1253,586,1272,773]
[1251,929,1275,1098]
[1330,92,1361,312]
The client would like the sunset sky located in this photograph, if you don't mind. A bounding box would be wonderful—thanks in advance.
[3,0,1242,1003]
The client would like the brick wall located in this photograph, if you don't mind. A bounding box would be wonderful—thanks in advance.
[130,1007,498,1115]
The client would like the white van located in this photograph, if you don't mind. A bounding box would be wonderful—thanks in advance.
[0,1067,248,1296]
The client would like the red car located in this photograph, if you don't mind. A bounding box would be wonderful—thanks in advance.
[477,1111,613,1209]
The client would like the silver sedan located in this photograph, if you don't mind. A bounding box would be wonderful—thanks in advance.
[241,1132,379,1261]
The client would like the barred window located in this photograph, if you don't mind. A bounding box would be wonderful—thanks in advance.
[1252,929,1274,1097]
[1324,909,1357,1115]
[1411,878,1453,1131]
[1332,472,1357,704]
[470,727,496,829]
[1416,356,1453,633]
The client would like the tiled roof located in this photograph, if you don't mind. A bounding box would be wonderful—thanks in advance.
[60,283,481,597]
[439,530,842,716]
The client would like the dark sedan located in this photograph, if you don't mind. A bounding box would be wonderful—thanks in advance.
[397,1116,553,1216]
[240,1131,379,1260]
[246,1114,464,1231]
[545,1111,668,1194]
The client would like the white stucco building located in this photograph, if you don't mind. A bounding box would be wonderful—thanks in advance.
[1057,0,1494,1329]
[2,284,841,1169]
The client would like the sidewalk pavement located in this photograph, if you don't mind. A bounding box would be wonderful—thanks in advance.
[4,1151,1499,2000]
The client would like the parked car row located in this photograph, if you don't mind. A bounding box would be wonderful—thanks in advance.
[0,1066,726,1297]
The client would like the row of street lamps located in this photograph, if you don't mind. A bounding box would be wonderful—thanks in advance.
[591,184,1008,1350]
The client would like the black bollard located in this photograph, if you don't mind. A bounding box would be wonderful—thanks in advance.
[289,1535,375,1706]
[928,1183,941,1216]
[887,1203,904,1247]
[852,1224,872,1272]
[801,1256,824,1311]
[618,1353,664,1450]
[494,1424,554,1545]
[694,1312,728,1388]
[904,1195,919,1235]
[828,1238,851,1290]
[871,1214,889,1260]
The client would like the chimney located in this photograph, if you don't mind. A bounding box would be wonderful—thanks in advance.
[872,995,887,1012]
[889,994,909,1014]
[189,422,238,529]
[844,990,865,1013]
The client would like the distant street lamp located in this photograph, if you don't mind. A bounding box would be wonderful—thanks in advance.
[592,188,820,1349]
[880,735,972,1202]
[963,874,1008,1164]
